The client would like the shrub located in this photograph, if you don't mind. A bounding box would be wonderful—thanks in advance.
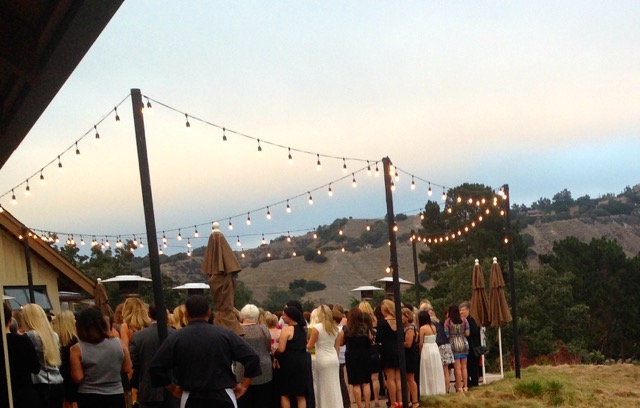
[305,280,326,292]
[582,350,606,365]
[514,380,544,397]
[314,254,327,263]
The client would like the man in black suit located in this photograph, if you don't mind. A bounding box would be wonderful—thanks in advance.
[460,301,481,388]
[130,304,178,408]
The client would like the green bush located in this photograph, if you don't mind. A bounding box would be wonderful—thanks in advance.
[514,380,544,397]
[305,280,326,292]
[582,350,606,365]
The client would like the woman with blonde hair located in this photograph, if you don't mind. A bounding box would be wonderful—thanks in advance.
[120,297,151,347]
[54,310,80,408]
[307,304,342,407]
[375,299,401,406]
[22,303,65,407]
[171,304,188,329]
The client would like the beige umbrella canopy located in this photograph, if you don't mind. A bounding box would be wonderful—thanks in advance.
[489,257,512,327]
[94,278,114,318]
[200,222,243,335]
[470,259,490,327]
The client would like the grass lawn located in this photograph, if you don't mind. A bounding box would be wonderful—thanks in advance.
[420,364,640,407]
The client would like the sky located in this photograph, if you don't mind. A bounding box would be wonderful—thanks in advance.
[1,1,639,256]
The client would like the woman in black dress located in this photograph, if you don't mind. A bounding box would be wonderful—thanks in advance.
[375,300,401,406]
[337,308,373,408]
[401,308,419,408]
[274,306,311,408]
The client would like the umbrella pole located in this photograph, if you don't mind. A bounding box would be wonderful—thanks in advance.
[498,327,504,379]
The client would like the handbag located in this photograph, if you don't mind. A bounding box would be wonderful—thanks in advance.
[473,345,487,356]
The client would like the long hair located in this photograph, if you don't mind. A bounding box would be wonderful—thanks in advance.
[123,297,151,332]
[53,310,77,347]
[317,305,338,336]
[22,304,61,366]
[172,305,188,328]
[448,304,462,324]
[381,299,396,318]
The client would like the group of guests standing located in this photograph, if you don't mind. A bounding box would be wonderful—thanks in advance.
[3,295,483,408]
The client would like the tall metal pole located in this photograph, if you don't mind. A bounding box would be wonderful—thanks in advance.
[21,227,35,303]
[130,89,168,343]
[503,184,521,379]
[411,229,420,307]
[382,157,408,407]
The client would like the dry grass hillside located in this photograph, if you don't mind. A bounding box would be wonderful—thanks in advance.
[145,213,640,306]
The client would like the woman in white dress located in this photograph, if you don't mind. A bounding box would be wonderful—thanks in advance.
[307,305,343,408]
[417,310,446,397]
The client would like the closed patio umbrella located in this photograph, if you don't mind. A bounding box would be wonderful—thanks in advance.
[489,257,512,378]
[201,222,243,335]
[470,259,490,327]
[94,278,113,318]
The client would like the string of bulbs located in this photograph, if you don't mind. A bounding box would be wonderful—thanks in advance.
[3,91,467,255]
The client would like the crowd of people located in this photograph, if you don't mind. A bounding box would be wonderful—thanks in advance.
[2,295,484,408]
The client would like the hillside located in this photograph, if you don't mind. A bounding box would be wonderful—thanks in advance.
[141,211,640,308]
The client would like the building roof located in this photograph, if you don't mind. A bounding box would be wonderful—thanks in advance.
[0,0,123,169]
[0,208,95,295]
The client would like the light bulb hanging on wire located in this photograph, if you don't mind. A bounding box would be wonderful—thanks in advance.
[428,182,433,196]
[246,213,251,225]
[222,127,227,141]
[94,125,100,141]
[288,148,293,165]
[375,162,380,177]
[25,180,31,196]
[114,106,120,122]
[39,170,45,184]
[316,154,322,171]
[308,192,313,205]
[185,113,191,128]
[228,218,234,230]
[411,176,416,190]
[11,189,16,205]
[367,161,372,176]
[342,158,348,173]
[257,139,262,152]
[57,155,63,170]
[177,230,182,240]
[266,207,272,220]
[261,234,266,245]
[75,142,80,155]
[236,236,241,246]
[328,184,333,197]
[442,188,447,201]
[194,226,199,238]
[286,200,292,213]
[352,173,357,188]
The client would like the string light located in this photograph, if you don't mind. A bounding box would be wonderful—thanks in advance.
[236,236,241,246]
[75,142,80,155]
[133,235,138,246]
[342,158,348,173]
[228,218,234,230]
[328,184,333,197]
[105,238,110,247]
[39,170,45,184]
[367,161,372,176]
[441,188,447,201]
[375,162,380,177]
[146,97,152,110]
[352,174,357,188]
[286,200,292,213]
[394,170,399,181]
[94,125,100,141]
[366,222,371,231]
[316,154,322,171]
[57,156,63,170]
[292,251,297,257]
[257,139,262,152]
[177,230,182,240]
[80,236,85,246]
[162,232,167,246]
[308,192,313,205]
[391,181,395,192]
[411,176,416,190]
[266,207,272,220]
[114,107,120,122]
[246,213,251,225]
[222,127,227,141]
[194,226,199,237]
[11,189,16,205]
[287,232,292,242]
[261,234,266,245]
[185,113,191,128]
[428,183,432,196]
[187,239,192,249]
[288,148,293,164]
[25,181,31,196]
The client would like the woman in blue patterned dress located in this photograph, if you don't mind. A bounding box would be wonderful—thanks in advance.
[444,304,469,393]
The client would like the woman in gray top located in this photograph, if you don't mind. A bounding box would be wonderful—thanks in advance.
[70,307,132,408]
[235,304,273,408]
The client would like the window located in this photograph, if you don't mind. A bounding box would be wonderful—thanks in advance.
[3,286,52,311]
